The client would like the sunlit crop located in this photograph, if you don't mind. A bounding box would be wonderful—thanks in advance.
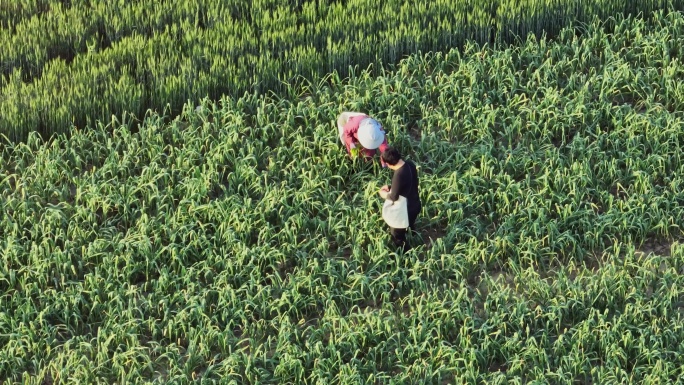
[1,10,684,385]
[1,0,682,141]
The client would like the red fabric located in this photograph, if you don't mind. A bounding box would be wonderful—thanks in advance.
[341,114,367,151]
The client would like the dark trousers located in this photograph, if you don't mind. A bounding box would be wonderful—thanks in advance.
[390,208,420,252]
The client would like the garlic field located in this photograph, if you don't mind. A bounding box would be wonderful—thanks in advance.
[2,10,684,385]
[1,0,681,141]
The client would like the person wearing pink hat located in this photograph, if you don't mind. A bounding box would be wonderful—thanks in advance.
[336,111,389,167]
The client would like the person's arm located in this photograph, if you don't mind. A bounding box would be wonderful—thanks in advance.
[378,139,389,154]
[378,139,389,167]
[378,184,390,199]
[343,128,356,152]
[343,115,366,151]
[363,147,376,158]
[387,169,403,202]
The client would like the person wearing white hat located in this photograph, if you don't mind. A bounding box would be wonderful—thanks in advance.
[336,111,389,167]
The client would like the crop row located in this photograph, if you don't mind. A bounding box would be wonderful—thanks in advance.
[1,0,683,141]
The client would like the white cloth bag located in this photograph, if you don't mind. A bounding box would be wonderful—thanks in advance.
[382,194,409,228]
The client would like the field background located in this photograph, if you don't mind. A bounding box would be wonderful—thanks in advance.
[1,0,683,141]
[2,1,684,384]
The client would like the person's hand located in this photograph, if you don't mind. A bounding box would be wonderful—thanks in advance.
[378,186,389,199]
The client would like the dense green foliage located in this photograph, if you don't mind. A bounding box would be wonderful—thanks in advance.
[2,11,684,383]
[1,0,683,141]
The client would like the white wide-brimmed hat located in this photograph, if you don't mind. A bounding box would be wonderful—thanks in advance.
[357,118,384,149]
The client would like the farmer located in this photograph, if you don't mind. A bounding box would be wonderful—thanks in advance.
[378,147,421,252]
[336,111,389,167]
